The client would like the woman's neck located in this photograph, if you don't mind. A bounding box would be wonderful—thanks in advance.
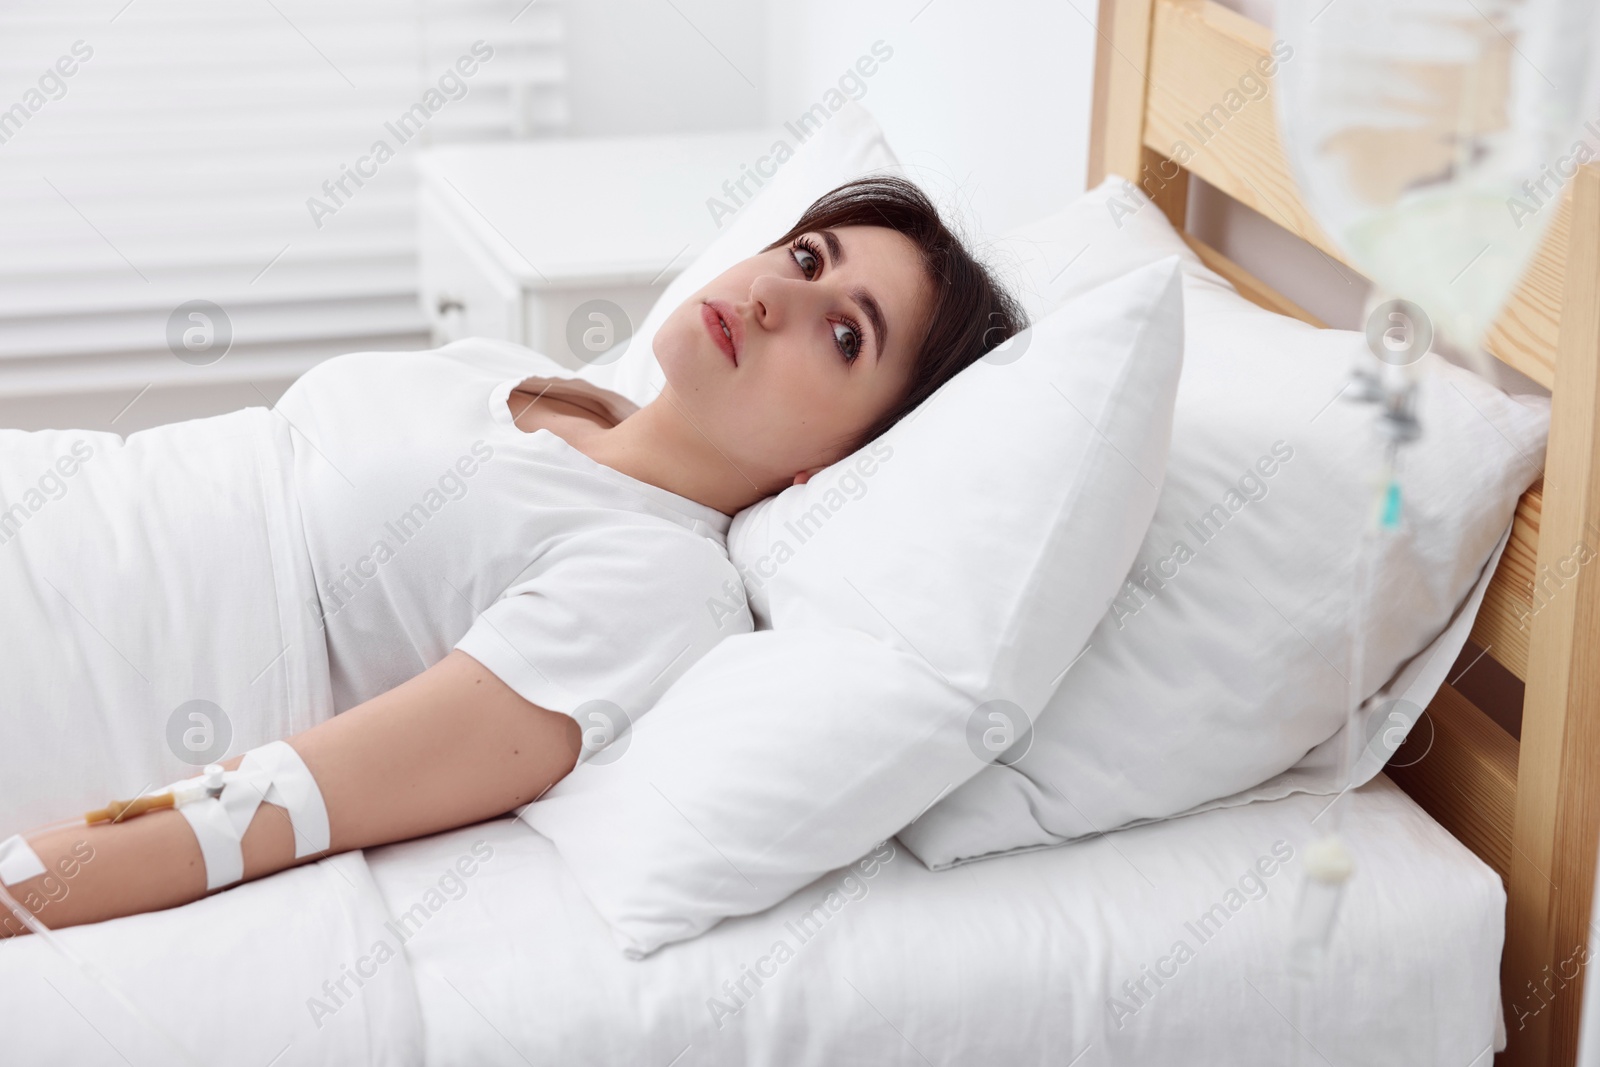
[572,393,775,517]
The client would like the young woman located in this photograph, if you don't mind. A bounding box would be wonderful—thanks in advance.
[0,175,1024,937]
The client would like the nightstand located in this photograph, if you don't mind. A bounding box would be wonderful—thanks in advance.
[417,130,782,387]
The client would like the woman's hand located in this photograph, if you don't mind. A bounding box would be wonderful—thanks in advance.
[1,650,580,937]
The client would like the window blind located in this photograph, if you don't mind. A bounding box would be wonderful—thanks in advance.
[0,0,567,400]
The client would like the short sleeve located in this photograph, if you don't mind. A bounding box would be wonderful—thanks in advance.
[453,521,751,721]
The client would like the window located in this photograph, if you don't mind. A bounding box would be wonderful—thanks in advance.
[0,0,566,407]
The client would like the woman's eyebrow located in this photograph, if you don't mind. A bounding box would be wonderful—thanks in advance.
[819,228,888,361]
[820,228,845,263]
[852,288,887,362]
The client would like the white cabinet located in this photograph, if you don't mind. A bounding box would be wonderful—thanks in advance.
[417,130,783,386]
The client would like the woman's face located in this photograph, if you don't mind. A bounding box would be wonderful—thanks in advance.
[653,224,931,487]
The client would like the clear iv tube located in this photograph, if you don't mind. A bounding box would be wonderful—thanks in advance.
[1333,447,1389,834]
[1288,467,1383,1067]
[1290,389,1409,1066]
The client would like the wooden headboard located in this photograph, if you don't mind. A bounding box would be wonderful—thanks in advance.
[1087,1,1600,1062]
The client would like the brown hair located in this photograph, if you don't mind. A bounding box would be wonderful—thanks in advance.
[762,175,1028,455]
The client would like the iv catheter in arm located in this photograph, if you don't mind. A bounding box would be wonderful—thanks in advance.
[0,648,583,1061]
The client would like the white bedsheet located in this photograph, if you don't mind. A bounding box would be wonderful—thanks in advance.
[0,852,420,1066]
[0,411,335,835]
[0,776,1503,1066]
[367,774,1504,1067]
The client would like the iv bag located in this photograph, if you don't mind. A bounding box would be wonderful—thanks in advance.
[1273,0,1600,373]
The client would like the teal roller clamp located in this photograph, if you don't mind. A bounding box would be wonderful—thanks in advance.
[1380,478,1403,529]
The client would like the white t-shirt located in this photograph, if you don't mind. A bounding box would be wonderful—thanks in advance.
[272,337,751,719]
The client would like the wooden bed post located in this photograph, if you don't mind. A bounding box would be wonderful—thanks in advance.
[1087,0,1189,230]
[1087,0,1148,188]
[1504,162,1600,1067]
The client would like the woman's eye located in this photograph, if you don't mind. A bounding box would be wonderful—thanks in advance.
[832,320,861,362]
[791,242,819,279]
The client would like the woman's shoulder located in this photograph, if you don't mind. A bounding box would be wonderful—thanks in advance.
[281,346,435,395]
[278,341,547,415]
[433,339,640,412]
[434,337,568,380]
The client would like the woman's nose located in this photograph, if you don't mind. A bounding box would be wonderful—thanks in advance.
[747,274,809,333]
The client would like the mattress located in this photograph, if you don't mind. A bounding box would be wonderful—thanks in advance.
[0,775,1504,1066]
[369,773,1504,1067]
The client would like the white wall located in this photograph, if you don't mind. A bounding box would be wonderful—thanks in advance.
[566,0,1095,239]
[564,0,767,134]
[762,0,1094,239]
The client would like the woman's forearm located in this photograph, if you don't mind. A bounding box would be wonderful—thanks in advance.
[2,796,279,936]
[1,650,580,937]
[0,751,305,937]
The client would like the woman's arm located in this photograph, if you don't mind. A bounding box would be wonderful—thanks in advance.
[0,650,580,936]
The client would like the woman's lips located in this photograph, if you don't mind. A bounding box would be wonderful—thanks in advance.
[701,301,740,366]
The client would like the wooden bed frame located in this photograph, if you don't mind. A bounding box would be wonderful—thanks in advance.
[1087,1,1600,1062]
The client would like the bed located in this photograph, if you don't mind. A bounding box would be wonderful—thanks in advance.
[0,776,1505,1067]
[4,0,1598,1064]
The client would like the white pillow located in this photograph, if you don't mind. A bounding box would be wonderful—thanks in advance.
[896,178,1550,869]
[603,101,900,408]
[520,257,1187,955]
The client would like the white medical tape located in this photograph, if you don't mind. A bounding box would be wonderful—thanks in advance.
[174,740,331,891]
[178,797,246,890]
[0,833,46,886]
